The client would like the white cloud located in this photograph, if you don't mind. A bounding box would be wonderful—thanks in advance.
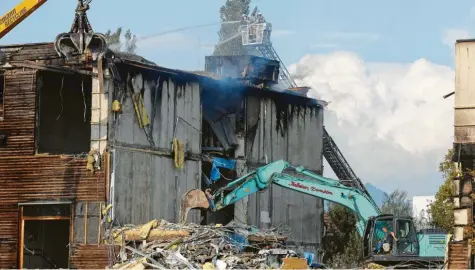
[272,29,295,38]
[136,33,193,51]
[441,28,469,49]
[289,52,454,195]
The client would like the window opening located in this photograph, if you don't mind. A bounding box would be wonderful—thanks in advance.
[37,72,91,154]
[20,203,71,269]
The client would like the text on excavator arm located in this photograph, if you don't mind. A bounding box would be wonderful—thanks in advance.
[0,0,47,39]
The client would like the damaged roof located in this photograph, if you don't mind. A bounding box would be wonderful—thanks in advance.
[0,42,327,108]
[116,55,327,109]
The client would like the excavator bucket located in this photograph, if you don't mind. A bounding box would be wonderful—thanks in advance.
[179,189,210,223]
[54,0,107,60]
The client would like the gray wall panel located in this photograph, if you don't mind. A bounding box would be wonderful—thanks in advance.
[113,150,201,225]
[114,76,201,154]
[245,97,324,247]
[109,71,202,226]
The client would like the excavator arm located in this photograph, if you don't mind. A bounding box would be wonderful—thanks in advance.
[0,0,48,39]
[180,160,381,236]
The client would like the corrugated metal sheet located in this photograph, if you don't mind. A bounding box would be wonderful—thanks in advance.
[245,96,324,246]
[447,242,470,269]
[0,155,106,268]
[0,61,106,268]
[0,42,83,67]
[455,40,475,143]
[0,70,36,156]
[70,244,117,269]
[0,206,17,267]
[0,156,105,202]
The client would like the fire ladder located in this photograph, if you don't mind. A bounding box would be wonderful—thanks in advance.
[254,43,371,197]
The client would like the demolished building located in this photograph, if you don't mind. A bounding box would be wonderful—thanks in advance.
[0,42,325,268]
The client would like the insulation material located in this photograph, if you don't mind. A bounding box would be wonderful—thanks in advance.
[174,138,185,169]
[132,93,150,128]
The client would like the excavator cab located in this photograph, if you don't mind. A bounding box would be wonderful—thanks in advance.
[363,215,421,265]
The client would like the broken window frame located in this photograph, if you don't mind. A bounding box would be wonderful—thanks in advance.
[18,202,73,269]
[35,71,93,155]
[202,99,247,154]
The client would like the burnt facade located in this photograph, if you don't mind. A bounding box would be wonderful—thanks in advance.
[0,43,108,269]
[0,43,326,268]
[201,55,325,250]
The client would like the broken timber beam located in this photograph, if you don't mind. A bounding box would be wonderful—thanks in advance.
[124,229,189,241]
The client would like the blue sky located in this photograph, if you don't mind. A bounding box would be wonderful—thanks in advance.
[1,0,473,69]
[0,0,470,196]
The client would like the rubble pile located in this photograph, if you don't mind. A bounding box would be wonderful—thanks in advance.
[106,219,307,269]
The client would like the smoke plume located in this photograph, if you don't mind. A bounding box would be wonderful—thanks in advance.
[288,52,454,194]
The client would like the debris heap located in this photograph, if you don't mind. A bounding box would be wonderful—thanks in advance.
[105,219,309,269]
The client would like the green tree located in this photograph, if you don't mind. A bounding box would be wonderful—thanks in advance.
[105,27,137,54]
[322,204,362,267]
[213,0,250,56]
[381,189,412,216]
[331,231,363,269]
[428,148,455,233]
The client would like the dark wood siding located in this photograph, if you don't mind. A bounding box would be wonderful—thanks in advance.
[0,156,105,268]
[0,43,107,269]
[0,70,36,156]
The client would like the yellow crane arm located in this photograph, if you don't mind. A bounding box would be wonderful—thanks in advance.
[0,0,47,39]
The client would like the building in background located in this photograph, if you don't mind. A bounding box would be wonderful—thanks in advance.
[447,38,475,269]
[412,195,435,225]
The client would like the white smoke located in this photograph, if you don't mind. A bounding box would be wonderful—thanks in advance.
[289,52,454,194]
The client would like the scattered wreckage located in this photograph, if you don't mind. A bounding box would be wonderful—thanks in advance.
[104,219,324,269]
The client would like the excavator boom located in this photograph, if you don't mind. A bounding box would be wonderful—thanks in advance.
[179,159,381,236]
[0,0,47,39]
[180,160,447,268]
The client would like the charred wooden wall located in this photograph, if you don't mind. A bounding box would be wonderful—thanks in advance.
[108,65,202,225]
[244,96,324,250]
[0,42,86,67]
[0,43,108,269]
[0,70,36,156]
[0,156,106,268]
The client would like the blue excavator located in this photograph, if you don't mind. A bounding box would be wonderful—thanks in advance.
[180,160,448,268]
